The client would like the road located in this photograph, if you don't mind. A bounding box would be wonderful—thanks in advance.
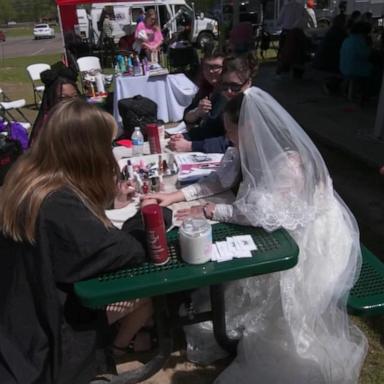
[0,35,64,59]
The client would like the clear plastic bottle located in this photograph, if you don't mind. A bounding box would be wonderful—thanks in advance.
[131,126,144,156]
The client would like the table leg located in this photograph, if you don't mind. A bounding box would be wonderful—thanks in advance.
[210,285,239,355]
[107,295,173,384]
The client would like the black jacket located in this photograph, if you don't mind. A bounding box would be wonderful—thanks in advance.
[0,188,147,384]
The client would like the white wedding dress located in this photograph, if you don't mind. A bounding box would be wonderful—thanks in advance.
[180,87,367,383]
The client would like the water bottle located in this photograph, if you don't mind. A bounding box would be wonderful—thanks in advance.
[131,126,144,156]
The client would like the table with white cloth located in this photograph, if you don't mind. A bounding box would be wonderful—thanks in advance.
[113,73,198,126]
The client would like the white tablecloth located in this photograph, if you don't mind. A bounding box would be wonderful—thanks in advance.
[113,73,197,126]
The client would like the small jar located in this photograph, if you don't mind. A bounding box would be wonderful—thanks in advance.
[179,218,212,264]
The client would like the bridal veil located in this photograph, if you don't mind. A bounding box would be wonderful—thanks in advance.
[214,87,368,383]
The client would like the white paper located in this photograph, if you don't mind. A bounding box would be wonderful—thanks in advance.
[165,121,187,135]
[215,241,233,262]
[227,237,252,258]
[211,244,220,261]
[233,235,257,251]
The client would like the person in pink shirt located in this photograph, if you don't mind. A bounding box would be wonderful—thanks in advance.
[134,9,163,60]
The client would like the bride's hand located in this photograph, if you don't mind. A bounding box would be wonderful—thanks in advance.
[142,190,185,207]
[175,205,205,220]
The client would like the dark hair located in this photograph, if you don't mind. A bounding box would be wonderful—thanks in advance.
[223,92,245,125]
[350,21,372,35]
[29,64,81,144]
[201,44,225,62]
[222,54,258,83]
[332,14,346,28]
[350,10,361,20]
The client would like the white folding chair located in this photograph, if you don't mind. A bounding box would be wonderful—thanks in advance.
[0,88,31,130]
[76,56,102,72]
[76,56,103,93]
[26,63,51,108]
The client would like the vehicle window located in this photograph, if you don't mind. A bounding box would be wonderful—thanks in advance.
[35,24,48,28]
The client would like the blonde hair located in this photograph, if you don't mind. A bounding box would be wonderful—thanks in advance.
[0,99,119,243]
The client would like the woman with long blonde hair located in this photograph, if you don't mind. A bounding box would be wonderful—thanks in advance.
[0,99,153,384]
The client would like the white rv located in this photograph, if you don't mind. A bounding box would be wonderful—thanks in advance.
[76,0,218,47]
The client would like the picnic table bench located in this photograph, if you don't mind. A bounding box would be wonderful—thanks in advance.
[347,244,384,316]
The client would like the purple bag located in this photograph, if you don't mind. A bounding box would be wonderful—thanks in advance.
[0,120,29,151]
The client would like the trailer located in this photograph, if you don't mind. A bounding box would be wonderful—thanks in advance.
[55,0,219,54]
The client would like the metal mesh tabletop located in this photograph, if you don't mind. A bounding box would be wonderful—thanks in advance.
[74,223,299,308]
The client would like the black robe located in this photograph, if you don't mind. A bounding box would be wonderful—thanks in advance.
[0,188,148,384]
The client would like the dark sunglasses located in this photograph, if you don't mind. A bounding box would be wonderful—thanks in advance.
[220,79,248,93]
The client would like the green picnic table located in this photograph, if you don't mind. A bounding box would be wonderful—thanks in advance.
[75,223,299,384]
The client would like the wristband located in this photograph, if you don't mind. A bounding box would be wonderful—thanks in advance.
[203,203,214,220]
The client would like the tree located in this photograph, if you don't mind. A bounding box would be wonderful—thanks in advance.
[0,0,15,23]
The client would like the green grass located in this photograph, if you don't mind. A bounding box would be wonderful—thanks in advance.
[0,53,62,83]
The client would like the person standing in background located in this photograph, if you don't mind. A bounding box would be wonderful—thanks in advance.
[277,0,308,78]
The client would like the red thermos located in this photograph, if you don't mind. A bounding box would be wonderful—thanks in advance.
[141,204,169,265]
[146,123,161,154]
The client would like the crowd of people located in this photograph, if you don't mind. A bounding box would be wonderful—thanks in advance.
[314,9,383,97]
[0,8,374,384]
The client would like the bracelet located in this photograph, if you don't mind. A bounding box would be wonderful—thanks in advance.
[203,203,214,220]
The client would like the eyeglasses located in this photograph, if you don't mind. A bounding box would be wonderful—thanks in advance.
[203,64,223,73]
[220,80,248,93]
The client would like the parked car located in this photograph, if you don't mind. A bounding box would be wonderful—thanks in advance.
[33,24,55,39]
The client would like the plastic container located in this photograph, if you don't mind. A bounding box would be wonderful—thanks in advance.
[141,204,169,265]
[131,127,144,156]
[179,218,212,264]
[146,123,161,154]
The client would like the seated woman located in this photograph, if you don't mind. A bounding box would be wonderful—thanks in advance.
[0,99,164,383]
[134,9,163,62]
[29,62,80,145]
[118,24,136,52]
[146,87,367,383]
[183,47,225,140]
[170,54,254,153]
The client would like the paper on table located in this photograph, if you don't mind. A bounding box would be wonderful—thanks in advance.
[233,235,258,251]
[227,237,252,258]
[165,121,187,135]
[174,152,223,183]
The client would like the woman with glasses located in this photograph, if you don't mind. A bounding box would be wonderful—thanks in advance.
[146,87,367,383]
[183,48,225,129]
[29,62,80,145]
[170,54,255,153]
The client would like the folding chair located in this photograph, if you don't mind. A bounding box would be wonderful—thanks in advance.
[0,88,31,131]
[76,56,102,93]
[26,63,51,108]
[76,56,102,73]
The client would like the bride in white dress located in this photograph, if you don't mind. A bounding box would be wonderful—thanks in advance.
[146,87,367,383]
